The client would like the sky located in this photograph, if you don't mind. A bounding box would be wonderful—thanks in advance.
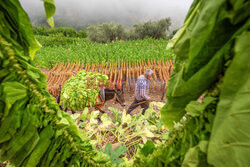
[20,0,193,31]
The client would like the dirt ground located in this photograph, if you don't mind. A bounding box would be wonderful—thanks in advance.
[89,91,167,115]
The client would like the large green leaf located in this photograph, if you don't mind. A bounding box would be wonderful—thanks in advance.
[0,0,111,166]
[2,81,27,117]
[182,141,211,167]
[100,143,126,164]
[0,0,41,59]
[207,31,250,166]
[140,140,156,157]
[41,0,56,28]
[185,97,216,117]
[3,81,27,105]
[161,0,250,129]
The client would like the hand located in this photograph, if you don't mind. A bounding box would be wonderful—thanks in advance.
[147,98,152,102]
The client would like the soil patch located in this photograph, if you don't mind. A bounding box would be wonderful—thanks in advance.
[89,91,166,115]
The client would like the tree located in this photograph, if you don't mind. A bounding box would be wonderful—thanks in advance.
[129,17,171,40]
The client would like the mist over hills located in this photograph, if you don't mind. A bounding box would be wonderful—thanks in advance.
[20,0,193,31]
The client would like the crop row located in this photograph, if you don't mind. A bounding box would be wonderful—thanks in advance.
[44,60,174,97]
[34,36,174,68]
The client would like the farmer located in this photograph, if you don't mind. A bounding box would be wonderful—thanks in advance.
[126,69,153,115]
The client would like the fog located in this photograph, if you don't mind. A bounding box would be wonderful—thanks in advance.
[20,0,193,31]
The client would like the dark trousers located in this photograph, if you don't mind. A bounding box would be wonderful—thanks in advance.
[126,98,149,115]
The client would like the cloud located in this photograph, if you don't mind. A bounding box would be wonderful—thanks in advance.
[20,0,193,30]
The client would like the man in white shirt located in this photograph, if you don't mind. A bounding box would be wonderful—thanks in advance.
[126,69,153,115]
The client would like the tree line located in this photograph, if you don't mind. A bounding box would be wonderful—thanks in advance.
[34,17,172,43]
[33,26,87,38]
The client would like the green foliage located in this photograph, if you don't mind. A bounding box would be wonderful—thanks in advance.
[42,0,56,28]
[60,70,109,111]
[0,1,111,167]
[71,102,168,161]
[182,140,209,167]
[35,35,80,47]
[140,140,156,157]
[34,36,174,68]
[33,25,87,38]
[207,31,250,167]
[83,103,166,145]
[0,0,41,59]
[77,30,88,38]
[134,0,250,166]
[128,18,171,40]
[161,0,250,129]
[87,22,126,43]
[1,0,249,166]
[100,143,127,164]
[168,28,178,39]
[134,96,217,166]
[86,18,171,43]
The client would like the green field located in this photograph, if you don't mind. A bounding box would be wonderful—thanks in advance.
[34,36,174,68]
[1,0,249,166]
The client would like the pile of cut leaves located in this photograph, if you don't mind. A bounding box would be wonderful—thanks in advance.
[60,70,108,111]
